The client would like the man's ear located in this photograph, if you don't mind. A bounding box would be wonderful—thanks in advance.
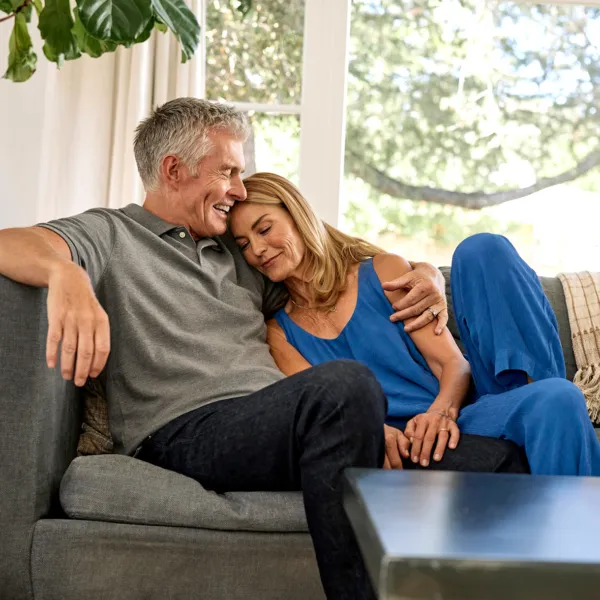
[160,155,182,189]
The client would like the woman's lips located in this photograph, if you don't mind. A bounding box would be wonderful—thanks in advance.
[262,254,281,269]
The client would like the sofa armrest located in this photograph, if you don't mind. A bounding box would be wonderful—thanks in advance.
[0,275,81,600]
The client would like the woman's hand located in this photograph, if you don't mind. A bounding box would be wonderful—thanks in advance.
[383,424,411,469]
[404,410,460,467]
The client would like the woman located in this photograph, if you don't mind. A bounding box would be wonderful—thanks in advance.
[229,172,600,476]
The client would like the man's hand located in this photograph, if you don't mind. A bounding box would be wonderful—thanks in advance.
[382,261,447,334]
[46,263,110,386]
[404,411,460,467]
[383,424,411,469]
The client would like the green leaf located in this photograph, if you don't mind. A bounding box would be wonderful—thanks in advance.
[33,0,42,16]
[236,0,253,17]
[3,12,37,82]
[0,0,24,12]
[134,14,155,44]
[76,0,152,43]
[42,42,65,67]
[72,8,117,58]
[21,2,32,22]
[39,0,81,64]
[151,0,200,63]
[154,19,167,34]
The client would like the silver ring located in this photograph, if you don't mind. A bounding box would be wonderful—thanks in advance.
[427,307,439,318]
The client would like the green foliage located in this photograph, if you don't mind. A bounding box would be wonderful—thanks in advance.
[76,0,152,43]
[341,0,600,242]
[3,11,36,81]
[205,0,304,105]
[1,0,253,81]
[39,0,80,65]
[0,1,23,12]
[71,8,116,58]
[150,0,200,62]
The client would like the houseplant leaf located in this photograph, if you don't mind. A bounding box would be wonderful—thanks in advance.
[151,0,200,62]
[0,0,24,12]
[3,11,37,82]
[72,8,117,58]
[39,0,81,64]
[76,0,152,43]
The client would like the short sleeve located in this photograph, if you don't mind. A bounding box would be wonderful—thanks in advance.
[262,277,287,319]
[37,209,116,289]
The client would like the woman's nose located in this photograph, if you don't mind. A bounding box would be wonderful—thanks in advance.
[252,240,267,256]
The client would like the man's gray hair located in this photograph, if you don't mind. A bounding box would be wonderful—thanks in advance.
[134,97,250,192]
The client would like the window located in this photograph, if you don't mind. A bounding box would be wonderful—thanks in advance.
[204,0,304,179]
[342,0,600,274]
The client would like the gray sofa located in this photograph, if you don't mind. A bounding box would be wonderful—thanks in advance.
[0,269,584,600]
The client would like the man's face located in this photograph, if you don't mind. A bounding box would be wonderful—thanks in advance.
[178,130,247,239]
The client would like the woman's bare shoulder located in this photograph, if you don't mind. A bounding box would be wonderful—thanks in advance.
[371,253,413,283]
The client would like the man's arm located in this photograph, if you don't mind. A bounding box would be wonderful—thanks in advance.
[0,221,111,386]
[382,260,448,335]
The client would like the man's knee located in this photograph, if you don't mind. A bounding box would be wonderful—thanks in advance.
[309,360,387,428]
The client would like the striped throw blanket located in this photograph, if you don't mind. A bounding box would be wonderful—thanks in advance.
[558,271,600,424]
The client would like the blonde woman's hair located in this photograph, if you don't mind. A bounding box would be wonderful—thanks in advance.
[242,172,383,310]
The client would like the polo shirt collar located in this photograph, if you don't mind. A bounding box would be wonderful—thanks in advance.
[121,203,222,251]
[121,203,183,237]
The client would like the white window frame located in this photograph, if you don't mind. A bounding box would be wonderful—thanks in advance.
[298,0,351,227]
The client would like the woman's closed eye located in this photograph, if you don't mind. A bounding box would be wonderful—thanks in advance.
[259,226,271,236]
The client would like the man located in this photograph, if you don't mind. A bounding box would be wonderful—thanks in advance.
[0,98,523,599]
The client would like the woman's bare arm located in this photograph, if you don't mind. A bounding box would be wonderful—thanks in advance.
[373,252,471,417]
[266,319,312,376]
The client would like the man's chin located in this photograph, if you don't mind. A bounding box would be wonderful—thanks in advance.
[209,222,228,237]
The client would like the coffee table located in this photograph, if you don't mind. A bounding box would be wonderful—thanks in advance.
[344,469,600,599]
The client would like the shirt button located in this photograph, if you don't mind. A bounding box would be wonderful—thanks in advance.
[179,231,186,239]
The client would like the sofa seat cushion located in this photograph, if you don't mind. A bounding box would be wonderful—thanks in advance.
[60,455,308,533]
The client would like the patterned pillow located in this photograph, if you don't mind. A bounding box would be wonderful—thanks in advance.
[77,378,113,456]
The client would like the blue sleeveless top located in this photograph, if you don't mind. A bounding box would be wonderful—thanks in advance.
[274,259,441,426]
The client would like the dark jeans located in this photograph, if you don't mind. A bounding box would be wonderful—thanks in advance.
[138,360,528,600]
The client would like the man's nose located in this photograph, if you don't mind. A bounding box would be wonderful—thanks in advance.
[231,177,247,202]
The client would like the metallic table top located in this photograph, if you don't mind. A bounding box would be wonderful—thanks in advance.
[343,469,600,600]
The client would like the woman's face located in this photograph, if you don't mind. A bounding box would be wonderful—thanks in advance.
[230,202,306,281]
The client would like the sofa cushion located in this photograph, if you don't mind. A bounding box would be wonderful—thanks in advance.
[77,379,112,456]
[60,455,308,533]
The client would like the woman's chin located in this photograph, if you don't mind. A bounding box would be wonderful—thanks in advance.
[259,267,287,283]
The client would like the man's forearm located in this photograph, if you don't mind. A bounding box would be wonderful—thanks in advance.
[0,227,72,287]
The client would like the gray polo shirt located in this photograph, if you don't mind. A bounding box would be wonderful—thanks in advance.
[40,204,285,455]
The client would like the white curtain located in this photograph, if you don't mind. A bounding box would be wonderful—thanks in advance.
[13,0,205,224]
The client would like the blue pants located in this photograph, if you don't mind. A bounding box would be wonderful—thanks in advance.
[452,233,600,476]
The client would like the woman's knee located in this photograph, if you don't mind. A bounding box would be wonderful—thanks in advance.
[453,233,512,268]
[526,378,587,419]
